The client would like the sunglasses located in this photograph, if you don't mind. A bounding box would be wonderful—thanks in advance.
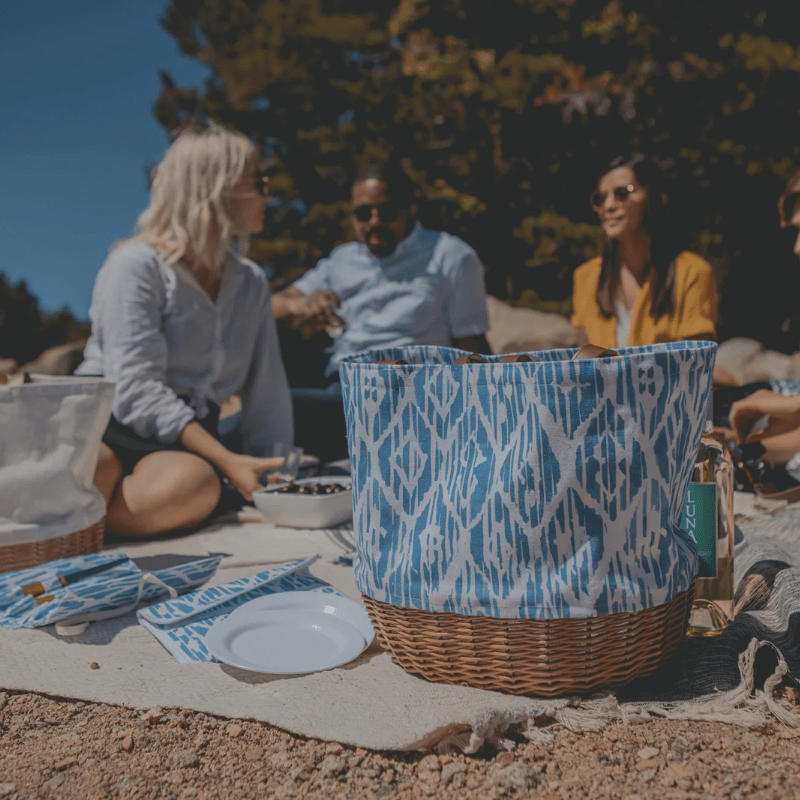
[590,183,636,211]
[351,202,400,224]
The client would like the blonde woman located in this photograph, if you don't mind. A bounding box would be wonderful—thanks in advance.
[76,125,292,538]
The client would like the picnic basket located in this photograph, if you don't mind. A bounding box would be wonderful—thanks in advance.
[0,374,114,574]
[339,342,716,697]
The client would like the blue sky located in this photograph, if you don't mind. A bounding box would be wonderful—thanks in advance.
[0,0,208,318]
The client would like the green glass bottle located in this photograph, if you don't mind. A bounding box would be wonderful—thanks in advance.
[681,418,735,637]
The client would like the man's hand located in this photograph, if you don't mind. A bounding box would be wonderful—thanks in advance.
[273,287,344,332]
[729,390,800,444]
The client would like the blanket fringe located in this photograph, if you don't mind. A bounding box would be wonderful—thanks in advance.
[434,638,800,753]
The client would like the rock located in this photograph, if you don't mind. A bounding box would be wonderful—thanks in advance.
[325,742,344,755]
[89,662,100,670]
[0,692,7,710]
[636,746,660,760]
[171,749,200,769]
[54,756,79,770]
[496,751,516,765]
[418,754,440,773]
[318,755,346,778]
[487,762,539,792]
[41,772,67,791]
[121,734,134,752]
[714,337,799,385]
[227,723,243,738]
[0,784,16,799]
[485,295,585,355]
[636,759,660,772]
[418,769,440,785]
[20,339,87,376]
[441,762,468,786]
[142,708,165,723]
[245,745,265,762]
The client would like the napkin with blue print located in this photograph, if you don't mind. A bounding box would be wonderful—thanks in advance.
[0,552,222,631]
[137,556,344,664]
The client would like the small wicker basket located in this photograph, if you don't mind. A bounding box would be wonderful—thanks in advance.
[363,580,695,697]
[0,518,106,575]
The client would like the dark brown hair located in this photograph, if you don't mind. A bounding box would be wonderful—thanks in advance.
[594,153,680,320]
[778,172,800,228]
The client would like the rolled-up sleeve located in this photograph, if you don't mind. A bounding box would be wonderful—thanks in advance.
[292,257,332,295]
[92,248,195,443]
[239,282,294,456]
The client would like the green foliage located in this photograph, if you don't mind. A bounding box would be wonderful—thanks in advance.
[157,0,800,347]
[0,274,90,365]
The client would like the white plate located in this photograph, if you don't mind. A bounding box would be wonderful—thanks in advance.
[207,592,371,674]
[253,477,353,528]
[236,590,375,645]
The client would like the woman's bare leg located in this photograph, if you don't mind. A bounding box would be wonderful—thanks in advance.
[106,451,222,538]
[94,443,124,504]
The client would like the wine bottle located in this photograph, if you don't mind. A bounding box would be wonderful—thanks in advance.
[681,415,735,637]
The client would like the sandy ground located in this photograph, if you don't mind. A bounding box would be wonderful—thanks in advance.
[1,684,800,799]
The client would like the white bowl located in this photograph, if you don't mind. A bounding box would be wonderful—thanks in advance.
[252,477,353,528]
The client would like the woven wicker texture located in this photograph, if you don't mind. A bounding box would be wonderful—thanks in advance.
[0,518,105,574]
[363,581,695,697]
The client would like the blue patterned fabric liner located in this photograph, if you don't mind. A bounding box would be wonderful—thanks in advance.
[137,557,343,664]
[0,551,221,630]
[339,341,717,620]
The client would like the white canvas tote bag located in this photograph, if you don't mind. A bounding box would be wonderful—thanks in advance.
[0,374,115,547]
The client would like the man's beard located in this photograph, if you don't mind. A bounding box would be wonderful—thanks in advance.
[365,225,398,258]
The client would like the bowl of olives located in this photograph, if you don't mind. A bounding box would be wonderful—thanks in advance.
[252,476,352,528]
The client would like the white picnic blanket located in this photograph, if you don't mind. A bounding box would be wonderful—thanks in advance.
[1,499,798,752]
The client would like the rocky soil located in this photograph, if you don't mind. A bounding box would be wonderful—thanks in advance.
[1,686,800,800]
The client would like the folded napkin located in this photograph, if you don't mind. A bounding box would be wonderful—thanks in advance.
[137,556,344,664]
[0,551,221,631]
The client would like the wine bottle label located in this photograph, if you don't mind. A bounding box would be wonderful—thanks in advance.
[680,482,717,578]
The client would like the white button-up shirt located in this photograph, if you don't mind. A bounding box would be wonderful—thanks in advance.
[76,241,292,456]
[293,222,489,371]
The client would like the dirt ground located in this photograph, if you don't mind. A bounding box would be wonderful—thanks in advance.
[1,685,800,800]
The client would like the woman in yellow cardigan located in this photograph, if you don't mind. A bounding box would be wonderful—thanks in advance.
[572,153,717,348]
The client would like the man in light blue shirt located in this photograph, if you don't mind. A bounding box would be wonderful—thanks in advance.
[272,161,491,461]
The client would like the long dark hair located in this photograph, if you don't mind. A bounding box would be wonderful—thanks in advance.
[594,153,680,319]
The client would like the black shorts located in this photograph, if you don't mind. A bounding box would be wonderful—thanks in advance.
[102,401,221,477]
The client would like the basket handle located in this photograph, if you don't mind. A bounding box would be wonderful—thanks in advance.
[572,344,618,360]
[453,353,536,365]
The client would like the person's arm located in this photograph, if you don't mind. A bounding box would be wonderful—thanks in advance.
[445,246,491,348]
[729,389,800,444]
[179,421,283,501]
[97,249,197,442]
[272,286,344,330]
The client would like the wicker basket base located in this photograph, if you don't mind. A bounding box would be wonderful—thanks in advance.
[363,581,695,697]
[0,518,106,574]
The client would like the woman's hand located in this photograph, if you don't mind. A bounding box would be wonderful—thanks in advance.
[219,453,285,502]
[179,420,285,502]
[729,390,800,444]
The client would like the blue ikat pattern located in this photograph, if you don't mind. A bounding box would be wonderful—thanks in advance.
[0,553,221,630]
[339,341,716,619]
[137,557,343,663]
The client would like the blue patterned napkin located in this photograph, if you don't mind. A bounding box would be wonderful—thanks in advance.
[0,552,222,630]
[137,556,344,664]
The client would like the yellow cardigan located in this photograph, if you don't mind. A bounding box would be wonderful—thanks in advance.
[571,251,717,348]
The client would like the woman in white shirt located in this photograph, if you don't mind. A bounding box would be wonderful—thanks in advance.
[76,125,292,538]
